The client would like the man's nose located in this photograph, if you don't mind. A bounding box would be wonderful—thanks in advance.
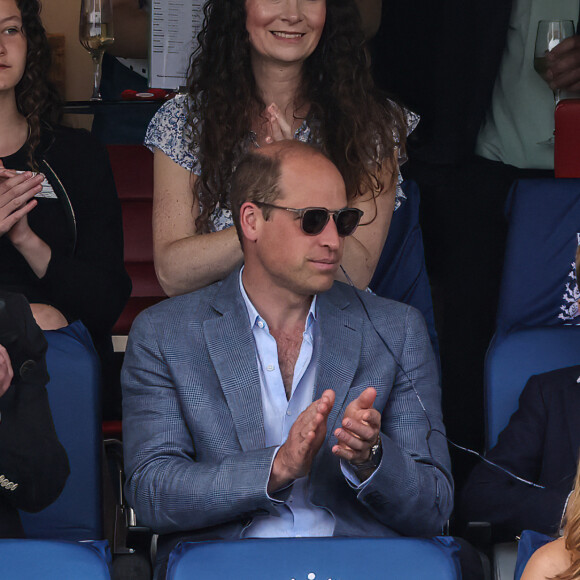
[318,215,342,250]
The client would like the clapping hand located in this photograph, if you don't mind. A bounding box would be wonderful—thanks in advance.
[332,387,381,466]
[0,161,44,240]
[268,389,335,493]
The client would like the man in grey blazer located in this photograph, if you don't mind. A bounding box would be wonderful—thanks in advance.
[122,140,453,575]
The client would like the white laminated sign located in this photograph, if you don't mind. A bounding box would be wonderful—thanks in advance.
[149,0,206,89]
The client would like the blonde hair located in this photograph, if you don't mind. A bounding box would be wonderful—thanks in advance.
[555,460,580,579]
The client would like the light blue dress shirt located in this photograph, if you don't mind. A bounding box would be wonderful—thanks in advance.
[238,271,336,537]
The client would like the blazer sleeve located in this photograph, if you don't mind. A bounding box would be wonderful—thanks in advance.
[0,293,69,513]
[355,305,454,536]
[39,129,131,335]
[122,309,283,535]
[459,374,573,540]
[0,383,70,513]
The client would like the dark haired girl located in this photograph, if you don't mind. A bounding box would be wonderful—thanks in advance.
[0,0,130,413]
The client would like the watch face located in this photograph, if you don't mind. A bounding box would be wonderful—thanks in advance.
[370,440,382,463]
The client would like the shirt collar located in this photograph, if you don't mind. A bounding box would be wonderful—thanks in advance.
[239,267,317,333]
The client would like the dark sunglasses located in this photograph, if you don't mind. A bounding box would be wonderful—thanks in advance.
[252,202,363,237]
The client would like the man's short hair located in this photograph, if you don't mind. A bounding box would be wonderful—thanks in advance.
[230,150,283,243]
[230,141,336,243]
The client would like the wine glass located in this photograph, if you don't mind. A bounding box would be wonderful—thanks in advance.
[534,20,575,145]
[79,0,115,101]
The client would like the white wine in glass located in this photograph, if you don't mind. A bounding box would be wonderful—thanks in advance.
[79,0,115,101]
[534,20,575,145]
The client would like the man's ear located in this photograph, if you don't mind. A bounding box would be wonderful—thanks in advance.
[239,202,261,242]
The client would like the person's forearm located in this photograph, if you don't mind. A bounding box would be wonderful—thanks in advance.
[125,453,277,534]
[268,449,295,495]
[338,182,396,290]
[155,227,244,297]
[338,234,378,289]
[357,431,453,536]
[10,230,51,279]
[355,305,453,536]
[0,382,69,513]
[462,477,570,537]
[122,314,279,534]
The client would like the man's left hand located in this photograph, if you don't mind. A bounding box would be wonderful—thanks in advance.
[332,387,381,465]
[546,36,580,92]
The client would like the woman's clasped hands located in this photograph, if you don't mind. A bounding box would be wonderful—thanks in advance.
[264,103,294,144]
[0,161,43,241]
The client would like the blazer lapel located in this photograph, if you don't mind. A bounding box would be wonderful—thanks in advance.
[315,290,362,433]
[204,271,265,452]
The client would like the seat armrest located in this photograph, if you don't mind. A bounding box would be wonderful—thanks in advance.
[493,542,518,580]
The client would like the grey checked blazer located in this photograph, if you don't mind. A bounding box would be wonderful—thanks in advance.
[122,269,453,540]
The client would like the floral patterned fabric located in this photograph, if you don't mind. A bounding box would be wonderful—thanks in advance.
[145,94,418,232]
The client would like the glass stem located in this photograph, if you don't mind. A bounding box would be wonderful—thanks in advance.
[90,50,105,101]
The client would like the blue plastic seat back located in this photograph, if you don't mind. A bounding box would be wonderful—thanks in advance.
[0,539,111,579]
[166,537,461,580]
[496,178,580,333]
[485,326,580,449]
[370,179,439,360]
[19,321,103,540]
[514,530,553,580]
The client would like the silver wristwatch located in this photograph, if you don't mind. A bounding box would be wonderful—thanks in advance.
[352,438,383,476]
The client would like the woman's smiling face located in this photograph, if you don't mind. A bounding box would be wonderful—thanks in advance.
[245,0,326,68]
[0,0,26,96]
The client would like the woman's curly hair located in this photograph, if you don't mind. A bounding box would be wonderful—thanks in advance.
[15,0,61,167]
[187,0,407,233]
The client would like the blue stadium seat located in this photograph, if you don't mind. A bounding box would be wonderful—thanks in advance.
[486,177,580,448]
[481,178,580,579]
[496,178,580,333]
[166,537,461,580]
[485,325,580,449]
[481,325,580,580]
[19,321,104,540]
[0,539,111,579]
[370,179,439,360]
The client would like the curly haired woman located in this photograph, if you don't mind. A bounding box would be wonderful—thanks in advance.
[146,0,415,296]
[0,0,130,412]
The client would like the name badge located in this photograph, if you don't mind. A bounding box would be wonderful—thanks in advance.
[13,170,57,199]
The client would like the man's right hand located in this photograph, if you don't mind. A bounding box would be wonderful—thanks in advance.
[268,389,335,494]
[546,36,580,92]
[0,345,14,397]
